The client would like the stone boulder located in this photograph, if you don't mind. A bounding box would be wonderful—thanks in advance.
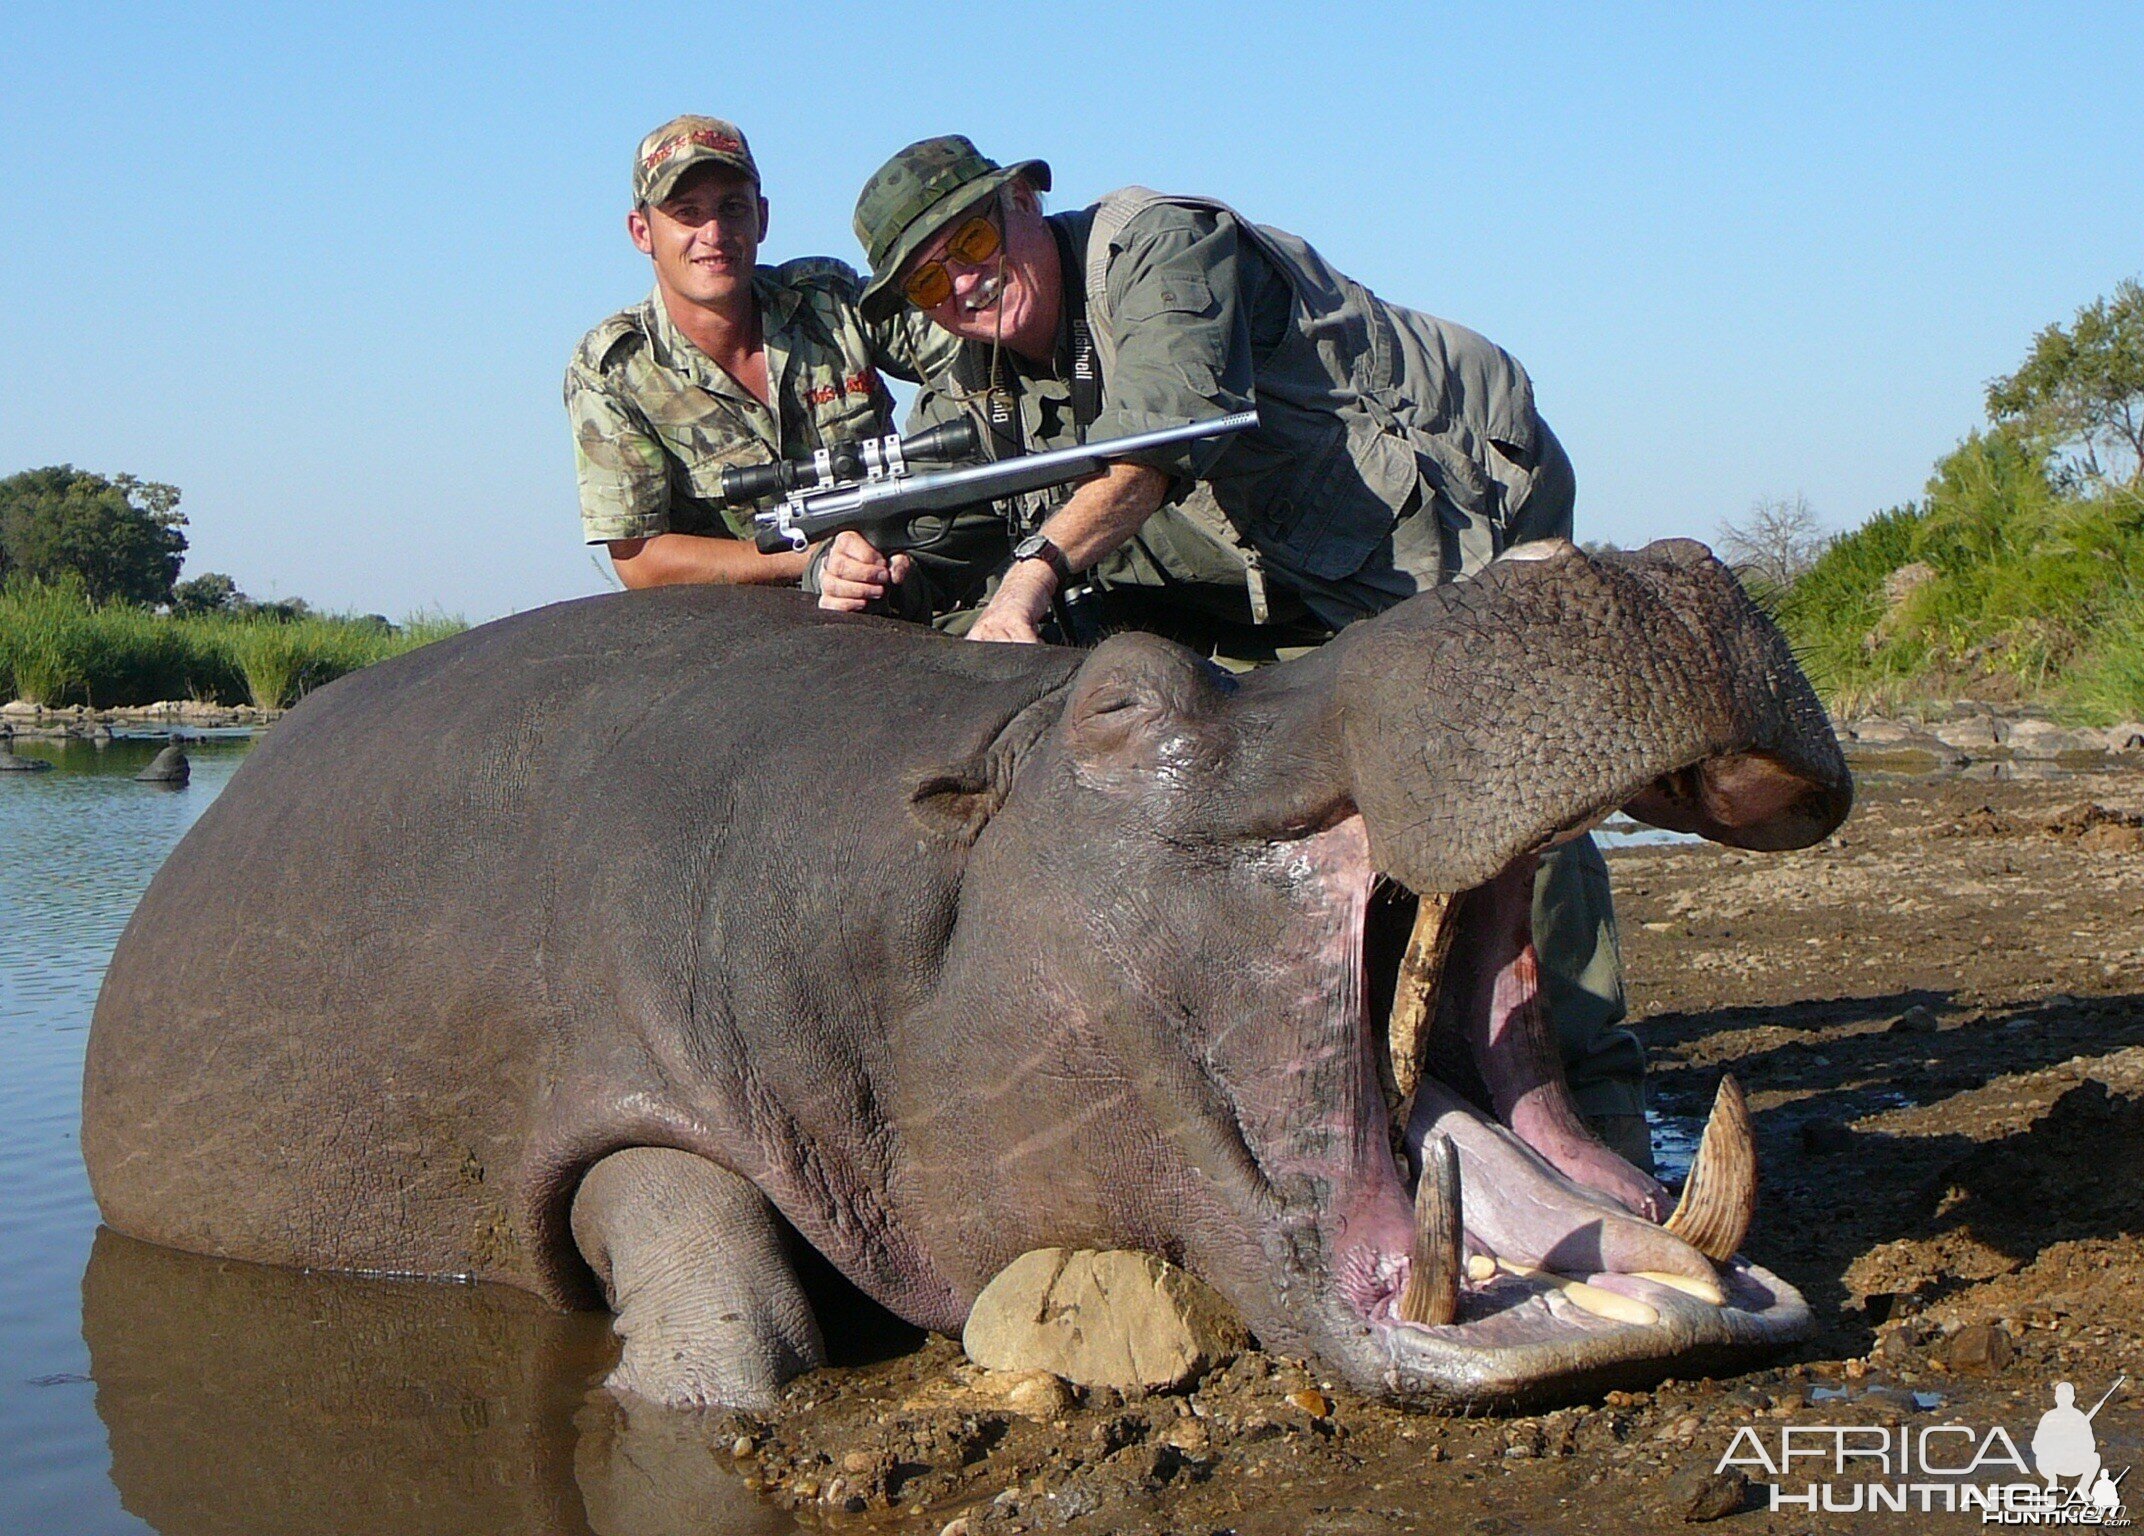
[962,1249,1249,1394]
[2007,720,2102,760]
[1843,718,1921,745]
[134,745,190,785]
[1930,716,2003,752]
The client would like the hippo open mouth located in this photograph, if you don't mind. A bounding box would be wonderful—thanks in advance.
[1263,742,1838,1408]
[1310,829,1805,1408]
[946,538,1856,1411]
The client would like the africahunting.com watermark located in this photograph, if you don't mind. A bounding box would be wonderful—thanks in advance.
[1715,1377,2130,1523]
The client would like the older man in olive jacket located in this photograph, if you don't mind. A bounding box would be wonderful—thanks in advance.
[818,136,1647,1173]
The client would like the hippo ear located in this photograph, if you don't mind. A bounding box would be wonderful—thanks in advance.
[907,689,1065,844]
[908,756,1001,844]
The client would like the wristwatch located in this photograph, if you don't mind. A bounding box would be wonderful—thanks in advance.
[1011,532,1072,585]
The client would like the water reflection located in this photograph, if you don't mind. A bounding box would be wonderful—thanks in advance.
[83,1232,793,1536]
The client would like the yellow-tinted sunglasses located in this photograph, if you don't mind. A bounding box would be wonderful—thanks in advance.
[900,208,1004,310]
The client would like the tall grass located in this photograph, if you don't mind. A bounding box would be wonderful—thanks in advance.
[2064,584,2144,724]
[0,579,464,709]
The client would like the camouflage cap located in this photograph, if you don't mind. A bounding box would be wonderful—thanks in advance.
[853,136,1050,322]
[634,115,759,207]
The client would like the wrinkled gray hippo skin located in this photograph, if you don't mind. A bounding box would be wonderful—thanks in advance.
[85,539,1851,1412]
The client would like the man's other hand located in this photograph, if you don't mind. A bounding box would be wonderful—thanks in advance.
[965,559,1054,644]
[817,530,912,612]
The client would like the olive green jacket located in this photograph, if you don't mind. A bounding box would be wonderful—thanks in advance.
[908,192,1574,628]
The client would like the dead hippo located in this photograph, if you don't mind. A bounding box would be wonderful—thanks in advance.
[84,538,1850,1412]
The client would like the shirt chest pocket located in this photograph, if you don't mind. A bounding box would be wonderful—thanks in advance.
[667,425,775,510]
[802,374,885,448]
[1116,269,1215,324]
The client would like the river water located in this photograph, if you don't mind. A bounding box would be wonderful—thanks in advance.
[0,737,810,1536]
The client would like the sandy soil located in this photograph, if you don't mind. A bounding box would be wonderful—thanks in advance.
[681,766,2144,1534]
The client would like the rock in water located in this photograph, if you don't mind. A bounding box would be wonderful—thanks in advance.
[135,745,190,785]
[963,1249,1249,1393]
[0,742,53,772]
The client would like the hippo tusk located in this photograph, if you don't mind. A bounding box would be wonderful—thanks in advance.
[1384,892,1457,1110]
[1464,1253,1659,1326]
[1662,1074,1756,1263]
[1397,1133,1462,1327]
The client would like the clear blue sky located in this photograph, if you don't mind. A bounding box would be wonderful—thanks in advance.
[3,2,2139,620]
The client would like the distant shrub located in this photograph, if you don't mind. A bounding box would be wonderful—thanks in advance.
[0,578,463,709]
[2064,584,2144,724]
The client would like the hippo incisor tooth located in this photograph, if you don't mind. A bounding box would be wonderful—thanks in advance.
[1632,1270,1727,1306]
[1662,1074,1756,1264]
[1397,1134,1462,1327]
[1491,1257,1659,1327]
[1382,893,1456,1111]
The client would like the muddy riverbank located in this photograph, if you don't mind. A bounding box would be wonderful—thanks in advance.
[684,765,2144,1535]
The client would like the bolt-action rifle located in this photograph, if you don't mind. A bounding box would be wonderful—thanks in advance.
[737,411,1260,555]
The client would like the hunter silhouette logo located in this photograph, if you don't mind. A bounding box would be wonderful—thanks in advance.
[2034,1379,2128,1513]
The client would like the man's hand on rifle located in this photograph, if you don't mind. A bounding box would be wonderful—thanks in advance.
[817,531,913,612]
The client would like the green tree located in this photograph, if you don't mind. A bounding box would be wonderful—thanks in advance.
[170,571,243,615]
[1985,277,2144,494]
[0,466,189,605]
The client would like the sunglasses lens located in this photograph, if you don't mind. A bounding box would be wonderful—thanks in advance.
[900,209,1003,309]
[946,214,1001,264]
[903,262,952,309]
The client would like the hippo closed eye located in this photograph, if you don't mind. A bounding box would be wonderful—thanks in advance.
[84,537,1849,1411]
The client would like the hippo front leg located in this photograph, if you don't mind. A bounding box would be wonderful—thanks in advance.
[570,1148,825,1411]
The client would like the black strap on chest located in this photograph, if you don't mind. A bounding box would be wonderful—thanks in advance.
[1058,219,1103,438]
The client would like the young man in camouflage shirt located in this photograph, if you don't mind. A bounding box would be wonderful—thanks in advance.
[565,116,954,589]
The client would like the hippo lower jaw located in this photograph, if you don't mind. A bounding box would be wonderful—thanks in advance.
[1259,753,1820,1411]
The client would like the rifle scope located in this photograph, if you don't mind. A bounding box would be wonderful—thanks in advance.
[718,418,980,506]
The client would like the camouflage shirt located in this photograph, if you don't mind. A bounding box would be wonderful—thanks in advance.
[566,259,955,543]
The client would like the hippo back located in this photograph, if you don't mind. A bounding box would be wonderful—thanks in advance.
[83,586,1075,1303]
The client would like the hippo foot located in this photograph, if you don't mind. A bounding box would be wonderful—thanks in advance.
[570,1148,826,1411]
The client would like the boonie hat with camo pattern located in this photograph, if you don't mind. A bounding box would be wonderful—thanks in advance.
[853,135,1050,321]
